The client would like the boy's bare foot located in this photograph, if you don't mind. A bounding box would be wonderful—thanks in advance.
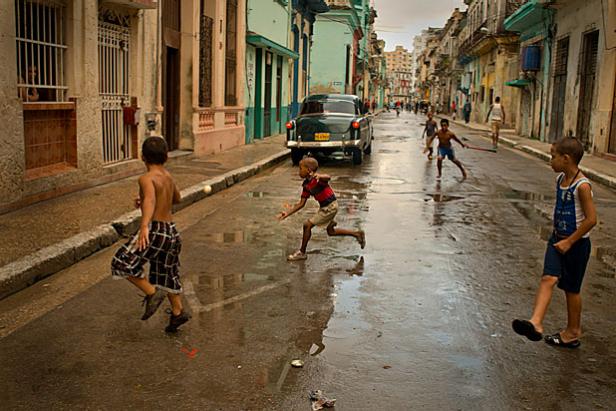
[287,250,307,261]
[461,172,467,181]
[141,289,166,320]
[356,231,366,249]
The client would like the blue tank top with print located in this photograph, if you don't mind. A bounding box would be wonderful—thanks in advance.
[553,173,590,236]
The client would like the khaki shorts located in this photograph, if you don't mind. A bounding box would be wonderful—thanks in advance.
[491,120,502,134]
[310,201,338,227]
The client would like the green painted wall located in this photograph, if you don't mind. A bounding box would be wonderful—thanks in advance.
[310,16,354,94]
[245,45,257,143]
[246,0,293,140]
[247,0,289,47]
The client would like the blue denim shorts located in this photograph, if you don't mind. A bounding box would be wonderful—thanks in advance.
[543,233,591,293]
[438,146,455,160]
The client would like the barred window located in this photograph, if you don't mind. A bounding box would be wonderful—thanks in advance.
[224,0,237,106]
[15,0,67,102]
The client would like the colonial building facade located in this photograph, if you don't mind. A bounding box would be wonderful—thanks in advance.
[0,0,246,212]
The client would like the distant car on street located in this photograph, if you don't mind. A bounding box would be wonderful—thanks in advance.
[285,94,373,165]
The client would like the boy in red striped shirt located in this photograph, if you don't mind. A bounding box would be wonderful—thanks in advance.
[278,157,366,261]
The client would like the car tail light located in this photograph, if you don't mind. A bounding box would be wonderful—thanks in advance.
[351,121,360,129]
[286,121,294,130]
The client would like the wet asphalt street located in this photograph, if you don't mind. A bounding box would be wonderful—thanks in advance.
[1,110,616,410]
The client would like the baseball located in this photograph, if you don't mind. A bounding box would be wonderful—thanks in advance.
[204,185,212,194]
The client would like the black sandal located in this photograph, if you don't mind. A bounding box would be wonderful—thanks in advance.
[512,319,543,342]
[544,333,580,349]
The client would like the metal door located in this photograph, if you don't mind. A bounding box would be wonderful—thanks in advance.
[264,51,273,137]
[549,37,569,143]
[576,30,599,149]
[98,19,131,164]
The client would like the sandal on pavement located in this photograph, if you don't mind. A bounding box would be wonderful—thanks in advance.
[544,333,580,349]
[512,319,543,342]
[287,250,307,261]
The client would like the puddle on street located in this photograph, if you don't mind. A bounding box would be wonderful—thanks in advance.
[246,191,269,198]
[425,194,464,203]
[203,231,247,243]
[503,189,549,201]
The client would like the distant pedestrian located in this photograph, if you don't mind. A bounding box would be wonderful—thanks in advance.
[422,111,438,160]
[279,156,365,261]
[463,100,471,124]
[486,96,505,149]
[451,101,457,120]
[111,136,190,333]
[371,99,377,111]
[363,99,370,114]
[435,118,467,181]
[513,137,597,348]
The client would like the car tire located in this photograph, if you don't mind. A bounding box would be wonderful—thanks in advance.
[291,149,303,166]
[352,148,363,165]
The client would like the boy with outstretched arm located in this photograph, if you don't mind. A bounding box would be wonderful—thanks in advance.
[422,112,438,160]
[278,157,365,261]
[513,137,596,348]
[435,119,467,180]
[111,136,190,333]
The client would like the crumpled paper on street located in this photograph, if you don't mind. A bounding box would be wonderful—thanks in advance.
[309,390,336,410]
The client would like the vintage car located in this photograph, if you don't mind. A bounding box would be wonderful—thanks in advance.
[285,94,373,165]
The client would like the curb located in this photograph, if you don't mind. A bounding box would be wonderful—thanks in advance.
[0,149,290,300]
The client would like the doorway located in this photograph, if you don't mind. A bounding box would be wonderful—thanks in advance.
[576,30,599,149]
[163,47,180,150]
[276,55,283,133]
[609,79,616,154]
[263,51,273,137]
[161,0,181,150]
[254,49,262,139]
[549,37,569,142]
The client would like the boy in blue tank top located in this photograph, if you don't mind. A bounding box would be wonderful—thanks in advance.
[512,137,597,348]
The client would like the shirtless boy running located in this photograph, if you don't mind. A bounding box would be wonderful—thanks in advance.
[436,119,467,181]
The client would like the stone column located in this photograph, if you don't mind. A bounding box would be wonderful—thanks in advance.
[0,1,25,206]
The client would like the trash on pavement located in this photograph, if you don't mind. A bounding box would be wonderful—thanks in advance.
[309,390,336,410]
[290,359,304,368]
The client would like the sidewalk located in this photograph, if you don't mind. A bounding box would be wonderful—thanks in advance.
[0,134,289,299]
[440,115,616,191]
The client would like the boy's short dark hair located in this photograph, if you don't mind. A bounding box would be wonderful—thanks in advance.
[553,137,584,164]
[142,136,168,164]
[300,156,319,171]
[440,118,449,126]
[495,96,501,103]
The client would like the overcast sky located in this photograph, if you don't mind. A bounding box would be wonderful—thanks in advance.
[373,0,467,52]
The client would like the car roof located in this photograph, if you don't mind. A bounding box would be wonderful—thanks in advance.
[304,94,359,102]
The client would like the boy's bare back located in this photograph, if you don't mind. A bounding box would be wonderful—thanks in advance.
[139,167,180,222]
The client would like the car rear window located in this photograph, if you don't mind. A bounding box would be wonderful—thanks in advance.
[300,100,356,115]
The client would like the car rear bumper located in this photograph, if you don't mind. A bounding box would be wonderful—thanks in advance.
[286,140,361,149]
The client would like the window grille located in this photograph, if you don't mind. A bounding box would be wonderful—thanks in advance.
[98,14,132,164]
[15,0,67,102]
[224,0,237,106]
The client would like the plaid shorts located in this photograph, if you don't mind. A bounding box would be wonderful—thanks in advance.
[111,221,183,294]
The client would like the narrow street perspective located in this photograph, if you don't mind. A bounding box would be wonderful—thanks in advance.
[1,0,615,410]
